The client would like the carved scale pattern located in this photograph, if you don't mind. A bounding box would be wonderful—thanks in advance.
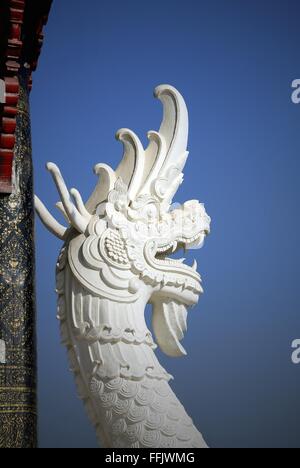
[56,246,207,448]
[91,377,205,449]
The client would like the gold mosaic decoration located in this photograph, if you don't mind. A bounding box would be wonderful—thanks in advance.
[0,71,37,448]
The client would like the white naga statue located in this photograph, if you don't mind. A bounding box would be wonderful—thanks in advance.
[35,85,211,448]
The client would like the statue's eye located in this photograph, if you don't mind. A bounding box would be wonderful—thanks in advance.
[146,205,158,219]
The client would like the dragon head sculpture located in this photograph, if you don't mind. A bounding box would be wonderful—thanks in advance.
[36,84,211,358]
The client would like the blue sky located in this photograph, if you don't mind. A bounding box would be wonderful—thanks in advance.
[32,0,300,448]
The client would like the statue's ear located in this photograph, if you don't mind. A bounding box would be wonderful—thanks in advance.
[151,299,188,357]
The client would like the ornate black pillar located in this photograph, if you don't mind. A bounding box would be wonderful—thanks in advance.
[0,68,36,448]
[0,0,52,448]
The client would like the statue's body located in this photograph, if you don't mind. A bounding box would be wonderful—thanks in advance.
[36,85,211,448]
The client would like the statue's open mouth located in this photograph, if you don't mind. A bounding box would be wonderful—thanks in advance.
[141,230,209,301]
[154,231,208,274]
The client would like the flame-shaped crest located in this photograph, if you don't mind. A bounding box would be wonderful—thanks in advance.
[86,84,189,214]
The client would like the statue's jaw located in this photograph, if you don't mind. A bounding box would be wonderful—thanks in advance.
[151,299,189,357]
[152,283,201,309]
[145,226,208,291]
[150,277,203,357]
[148,232,208,357]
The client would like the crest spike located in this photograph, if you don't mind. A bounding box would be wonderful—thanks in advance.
[154,84,189,170]
[138,85,190,204]
[86,164,117,214]
[115,128,145,202]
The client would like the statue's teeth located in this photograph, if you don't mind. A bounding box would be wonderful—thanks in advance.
[171,242,177,253]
